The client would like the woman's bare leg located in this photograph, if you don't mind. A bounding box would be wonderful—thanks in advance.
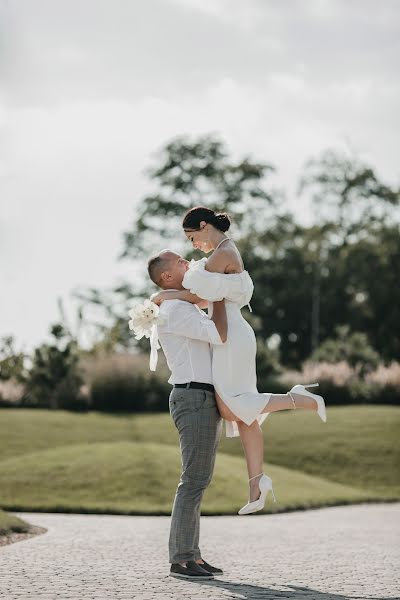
[216,392,317,418]
[215,393,265,502]
[262,393,317,413]
[215,391,319,504]
[237,420,265,502]
[215,392,239,420]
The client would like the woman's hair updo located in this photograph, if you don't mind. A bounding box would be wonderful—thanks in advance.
[182,206,231,233]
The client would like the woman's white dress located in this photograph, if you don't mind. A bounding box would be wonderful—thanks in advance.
[182,257,271,438]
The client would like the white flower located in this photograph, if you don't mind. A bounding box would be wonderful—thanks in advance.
[128,300,163,340]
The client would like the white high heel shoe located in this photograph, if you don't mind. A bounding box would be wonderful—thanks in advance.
[238,473,276,515]
[288,382,327,422]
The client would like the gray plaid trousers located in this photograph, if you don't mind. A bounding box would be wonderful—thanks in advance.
[168,386,222,563]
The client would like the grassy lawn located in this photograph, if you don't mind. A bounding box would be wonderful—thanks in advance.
[0,406,398,514]
[0,509,30,536]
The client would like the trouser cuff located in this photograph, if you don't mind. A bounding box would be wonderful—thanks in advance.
[169,553,201,563]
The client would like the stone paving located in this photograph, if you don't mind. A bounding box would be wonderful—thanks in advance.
[0,504,399,600]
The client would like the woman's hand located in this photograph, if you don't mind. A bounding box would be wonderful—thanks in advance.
[150,291,170,306]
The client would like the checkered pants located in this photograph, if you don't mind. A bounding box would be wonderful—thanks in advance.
[168,386,222,563]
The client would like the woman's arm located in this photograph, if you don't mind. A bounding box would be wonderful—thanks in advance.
[211,299,228,342]
[151,289,208,308]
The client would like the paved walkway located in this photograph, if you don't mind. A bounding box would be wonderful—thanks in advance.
[0,504,399,600]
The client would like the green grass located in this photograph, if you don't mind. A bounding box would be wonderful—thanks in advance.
[0,509,30,536]
[0,406,398,514]
[219,405,400,496]
[0,441,374,515]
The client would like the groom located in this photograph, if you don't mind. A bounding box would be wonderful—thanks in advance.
[147,249,227,579]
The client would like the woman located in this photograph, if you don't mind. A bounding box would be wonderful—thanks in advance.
[151,206,326,515]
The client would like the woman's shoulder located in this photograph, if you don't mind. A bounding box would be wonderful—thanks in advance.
[207,244,243,274]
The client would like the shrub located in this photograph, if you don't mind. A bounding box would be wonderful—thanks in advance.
[52,376,90,412]
[83,352,170,412]
[310,325,380,376]
[256,338,282,378]
[90,372,169,412]
[0,379,26,407]
[366,361,400,387]
[280,360,400,405]
[24,324,83,409]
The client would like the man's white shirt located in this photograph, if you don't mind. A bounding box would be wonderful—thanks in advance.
[157,299,223,385]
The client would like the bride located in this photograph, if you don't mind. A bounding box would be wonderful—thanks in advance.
[151,206,327,514]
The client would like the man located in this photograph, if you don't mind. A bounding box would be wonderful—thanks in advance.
[147,249,227,580]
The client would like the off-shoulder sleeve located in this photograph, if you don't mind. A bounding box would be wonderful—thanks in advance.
[182,258,227,301]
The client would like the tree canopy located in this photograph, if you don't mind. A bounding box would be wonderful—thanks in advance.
[83,135,400,367]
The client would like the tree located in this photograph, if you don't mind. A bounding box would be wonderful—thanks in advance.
[295,149,400,361]
[79,136,400,366]
[298,149,400,240]
[25,324,83,409]
[0,336,27,382]
[75,134,281,354]
[73,283,147,354]
[120,134,279,260]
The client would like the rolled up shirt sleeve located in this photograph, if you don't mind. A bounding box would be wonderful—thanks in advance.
[161,300,224,345]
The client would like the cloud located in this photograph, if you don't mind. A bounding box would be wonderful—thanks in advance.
[1,0,399,350]
[3,0,400,106]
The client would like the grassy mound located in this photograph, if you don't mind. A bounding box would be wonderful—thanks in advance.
[0,509,29,536]
[0,406,398,496]
[218,405,400,496]
[0,441,376,515]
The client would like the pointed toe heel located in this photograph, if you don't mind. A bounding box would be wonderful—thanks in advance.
[238,473,276,516]
[288,382,327,422]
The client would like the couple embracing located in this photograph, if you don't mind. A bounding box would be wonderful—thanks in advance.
[145,206,327,580]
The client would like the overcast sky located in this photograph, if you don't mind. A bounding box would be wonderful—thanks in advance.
[1,0,399,351]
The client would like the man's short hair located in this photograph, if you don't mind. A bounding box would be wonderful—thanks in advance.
[147,252,171,287]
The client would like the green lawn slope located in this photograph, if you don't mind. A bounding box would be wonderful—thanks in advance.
[0,441,375,515]
[0,509,29,536]
[0,406,398,514]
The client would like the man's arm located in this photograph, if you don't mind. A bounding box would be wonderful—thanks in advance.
[210,300,227,343]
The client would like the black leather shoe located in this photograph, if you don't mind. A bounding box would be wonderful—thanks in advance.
[198,559,223,575]
[170,561,214,579]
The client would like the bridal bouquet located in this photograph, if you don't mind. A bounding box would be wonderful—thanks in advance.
[128,299,163,340]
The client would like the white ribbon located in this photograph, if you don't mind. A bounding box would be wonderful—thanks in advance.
[149,323,160,371]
